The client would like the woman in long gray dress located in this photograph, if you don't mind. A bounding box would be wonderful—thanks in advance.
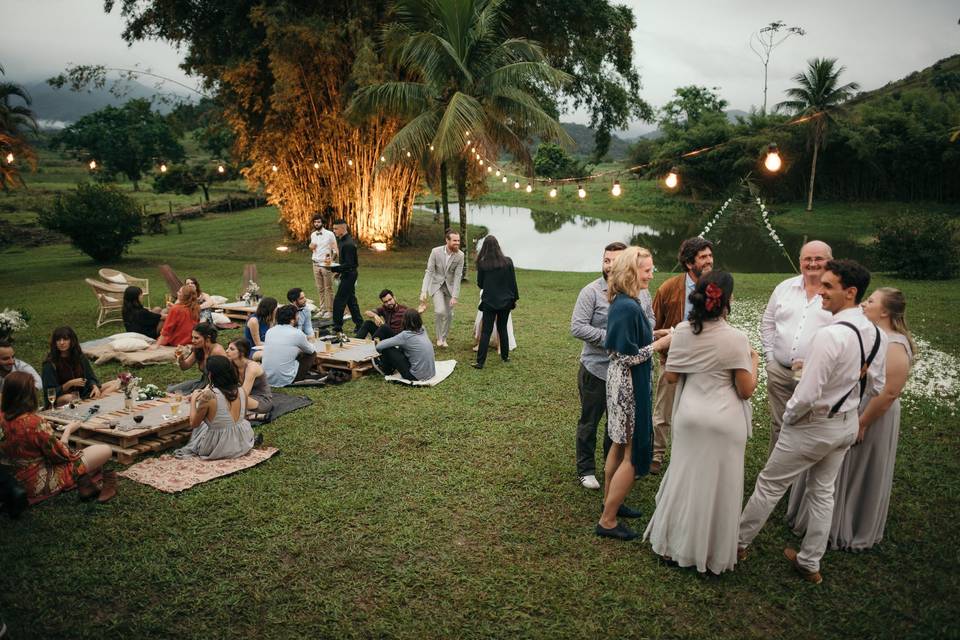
[175,355,257,460]
[226,338,274,417]
[643,271,759,574]
[786,287,914,550]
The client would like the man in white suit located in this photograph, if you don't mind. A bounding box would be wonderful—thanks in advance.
[420,229,465,347]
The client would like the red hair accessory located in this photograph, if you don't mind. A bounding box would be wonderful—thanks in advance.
[705,282,723,311]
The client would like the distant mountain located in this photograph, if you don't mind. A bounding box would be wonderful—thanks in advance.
[24,79,192,127]
[558,122,633,159]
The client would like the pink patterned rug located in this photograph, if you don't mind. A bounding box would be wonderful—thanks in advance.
[118,447,279,493]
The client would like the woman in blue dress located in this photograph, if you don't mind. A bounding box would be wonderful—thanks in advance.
[244,297,277,361]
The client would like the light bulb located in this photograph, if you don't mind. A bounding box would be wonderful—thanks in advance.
[465,131,471,138]
[513,181,520,189]
[347,159,353,166]
[479,159,484,166]
[380,155,386,162]
[549,188,557,198]
[475,153,480,160]
[611,180,621,197]
[764,143,782,172]
[406,151,411,157]
[160,163,167,173]
[429,144,435,151]
[502,176,507,183]
[313,162,320,169]
[577,185,586,199]
[218,164,225,174]
[525,183,532,193]
[271,164,278,173]
[89,160,97,170]
[487,166,493,173]
[4,153,13,164]
[665,168,679,190]
[495,170,501,177]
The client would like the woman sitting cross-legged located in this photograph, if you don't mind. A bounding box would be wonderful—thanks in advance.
[168,323,227,394]
[174,356,258,460]
[41,326,119,406]
[373,309,436,382]
[0,372,117,504]
[226,338,274,419]
[153,284,200,348]
[122,285,165,339]
[245,297,278,362]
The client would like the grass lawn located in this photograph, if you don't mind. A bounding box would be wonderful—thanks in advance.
[1,207,958,639]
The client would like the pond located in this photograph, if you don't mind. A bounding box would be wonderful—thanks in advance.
[436,202,871,274]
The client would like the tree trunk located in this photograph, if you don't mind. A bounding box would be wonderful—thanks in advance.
[440,161,451,232]
[806,137,819,212]
[456,158,468,281]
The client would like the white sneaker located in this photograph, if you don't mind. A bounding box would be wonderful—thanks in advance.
[579,474,601,490]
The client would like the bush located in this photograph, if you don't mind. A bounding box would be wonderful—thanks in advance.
[874,212,960,279]
[39,183,142,262]
[533,143,588,179]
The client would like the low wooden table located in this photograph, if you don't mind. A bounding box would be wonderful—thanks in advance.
[41,392,192,465]
[313,337,379,380]
[215,301,257,322]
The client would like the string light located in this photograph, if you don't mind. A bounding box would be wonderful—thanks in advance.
[495,170,501,177]
[525,182,533,193]
[160,163,168,173]
[479,159,484,166]
[513,180,520,189]
[347,159,353,167]
[405,151,411,157]
[665,167,679,190]
[271,164,279,173]
[429,144,435,151]
[502,176,508,183]
[4,153,13,164]
[487,166,493,173]
[380,155,386,162]
[217,164,226,174]
[764,143,782,172]
[577,185,586,199]
[88,160,97,170]
[549,187,557,198]
[611,180,621,197]
[313,161,320,169]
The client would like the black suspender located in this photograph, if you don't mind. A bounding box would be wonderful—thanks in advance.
[829,321,882,417]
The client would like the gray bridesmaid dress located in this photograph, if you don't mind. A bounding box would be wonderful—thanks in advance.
[786,332,913,550]
[175,388,256,460]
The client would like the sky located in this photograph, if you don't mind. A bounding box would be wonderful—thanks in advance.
[2,0,958,136]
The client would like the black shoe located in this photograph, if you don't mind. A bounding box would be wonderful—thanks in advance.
[501,357,510,363]
[595,522,638,541]
[471,362,483,369]
[601,503,643,519]
[254,433,264,447]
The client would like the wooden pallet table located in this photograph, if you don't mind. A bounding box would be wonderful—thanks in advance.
[214,301,258,322]
[313,338,379,380]
[41,393,192,465]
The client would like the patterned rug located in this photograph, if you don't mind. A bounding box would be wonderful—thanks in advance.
[118,447,279,493]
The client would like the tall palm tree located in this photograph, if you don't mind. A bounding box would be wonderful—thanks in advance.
[348,0,573,269]
[0,64,39,191]
[777,58,859,211]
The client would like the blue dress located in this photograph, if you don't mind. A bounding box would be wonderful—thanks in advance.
[244,314,269,351]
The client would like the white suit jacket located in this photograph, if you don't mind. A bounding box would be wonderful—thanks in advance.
[421,246,465,299]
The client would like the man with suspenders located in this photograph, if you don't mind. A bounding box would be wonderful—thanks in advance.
[737,259,887,584]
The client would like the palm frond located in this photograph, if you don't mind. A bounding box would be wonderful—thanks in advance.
[347,82,433,121]
[433,91,485,159]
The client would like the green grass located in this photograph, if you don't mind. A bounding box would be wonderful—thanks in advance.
[0,206,958,639]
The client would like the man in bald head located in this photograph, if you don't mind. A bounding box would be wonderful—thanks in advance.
[760,240,835,452]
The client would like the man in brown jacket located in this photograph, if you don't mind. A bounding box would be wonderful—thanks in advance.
[650,236,714,474]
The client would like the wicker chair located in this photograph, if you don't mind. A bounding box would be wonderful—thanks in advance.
[85,278,127,328]
[98,268,150,306]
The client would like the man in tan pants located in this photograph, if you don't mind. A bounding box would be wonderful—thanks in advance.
[650,237,714,474]
[309,213,338,319]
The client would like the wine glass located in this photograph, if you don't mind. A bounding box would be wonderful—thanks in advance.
[171,391,183,416]
[46,388,58,409]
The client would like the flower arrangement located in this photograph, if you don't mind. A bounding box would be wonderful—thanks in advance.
[0,308,30,340]
[240,280,261,304]
[117,372,142,399]
[137,383,165,401]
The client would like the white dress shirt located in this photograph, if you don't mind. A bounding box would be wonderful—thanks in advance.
[310,228,337,263]
[760,275,834,367]
[782,307,887,426]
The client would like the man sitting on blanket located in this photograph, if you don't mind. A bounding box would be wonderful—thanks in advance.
[355,289,408,341]
[373,309,436,382]
[262,305,320,387]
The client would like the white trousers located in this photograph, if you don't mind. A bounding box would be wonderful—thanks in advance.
[738,410,858,572]
[433,284,454,342]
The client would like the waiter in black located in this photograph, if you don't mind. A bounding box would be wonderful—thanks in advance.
[331,219,362,335]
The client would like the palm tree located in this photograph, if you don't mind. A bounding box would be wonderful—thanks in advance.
[777,58,859,211]
[348,0,573,270]
[0,64,39,191]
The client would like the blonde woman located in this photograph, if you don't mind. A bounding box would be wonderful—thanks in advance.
[787,287,915,550]
[596,247,672,541]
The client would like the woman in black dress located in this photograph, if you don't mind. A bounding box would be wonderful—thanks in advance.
[122,285,164,339]
[472,235,519,369]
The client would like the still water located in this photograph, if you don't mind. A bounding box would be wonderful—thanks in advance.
[438,202,870,273]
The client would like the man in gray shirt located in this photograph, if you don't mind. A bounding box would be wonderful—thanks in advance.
[570,242,654,491]
[262,305,318,387]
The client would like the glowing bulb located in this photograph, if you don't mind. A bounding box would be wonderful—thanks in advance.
[465,131,471,138]
[525,183,533,193]
[577,185,586,199]
[475,153,480,160]
[429,144,435,151]
[276,246,289,252]
[380,155,386,162]
[487,166,493,173]
[502,176,508,183]
[513,181,520,189]
[160,163,168,173]
[347,159,353,166]
[218,164,226,174]
[549,188,557,198]
[406,151,411,157]
[665,167,679,190]
[4,153,13,164]
[611,180,621,197]
[313,162,320,169]
[764,143,782,172]
[271,164,278,173]
[495,170,501,177]
[89,160,97,170]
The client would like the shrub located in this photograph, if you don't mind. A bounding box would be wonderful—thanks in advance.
[533,143,588,179]
[874,211,960,280]
[39,183,142,262]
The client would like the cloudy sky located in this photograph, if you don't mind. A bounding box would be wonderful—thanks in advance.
[2,0,958,135]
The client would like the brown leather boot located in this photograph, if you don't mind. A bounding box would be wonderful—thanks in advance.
[77,474,100,501]
[97,470,117,503]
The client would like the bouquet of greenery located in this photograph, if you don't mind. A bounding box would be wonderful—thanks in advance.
[137,383,166,401]
[240,280,261,304]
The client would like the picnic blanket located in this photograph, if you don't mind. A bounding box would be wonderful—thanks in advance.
[251,392,312,426]
[118,447,278,493]
[81,334,177,367]
[384,359,457,387]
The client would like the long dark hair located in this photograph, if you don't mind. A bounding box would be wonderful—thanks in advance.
[193,323,218,368]
[476,235,508,270]
[688,271,734,335]
[45,326,84,380]
[185,277,202,297]
[1,371,38,420]
[122,285,145,322]
[401,308,423,332]
[256,297,278,327]
[206,355,239,402]
[230,338,251,359]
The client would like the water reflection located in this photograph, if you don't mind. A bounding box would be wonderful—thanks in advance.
[437,202,869,273]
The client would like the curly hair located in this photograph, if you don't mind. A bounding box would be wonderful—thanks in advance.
[678,237,713,271]
[687,271,734,335]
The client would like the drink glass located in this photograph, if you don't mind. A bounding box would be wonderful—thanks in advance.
[171,391,183,416]
[791,360,804,382]
[46,388,58,409]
